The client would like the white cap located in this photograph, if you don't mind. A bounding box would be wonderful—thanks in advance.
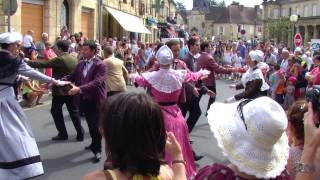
[0,32,23,44]
[156,45,173,65]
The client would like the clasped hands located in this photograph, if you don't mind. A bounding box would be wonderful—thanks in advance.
[50,79,80,96]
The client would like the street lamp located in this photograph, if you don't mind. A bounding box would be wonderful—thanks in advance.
[290,14,299,49]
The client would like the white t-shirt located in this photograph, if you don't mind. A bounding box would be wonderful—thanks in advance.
[234,56,243,68]
[23,34,33,48]
[223,52,233,64]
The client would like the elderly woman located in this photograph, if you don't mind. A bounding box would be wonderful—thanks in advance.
[196,97,290,179]
[226,50,269,103]
[130,45,210,178]
[0,32,64,179]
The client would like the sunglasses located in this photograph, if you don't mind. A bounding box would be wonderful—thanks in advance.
[237,99,253,130]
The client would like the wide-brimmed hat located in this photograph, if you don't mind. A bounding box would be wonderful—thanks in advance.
[207,97,289,179]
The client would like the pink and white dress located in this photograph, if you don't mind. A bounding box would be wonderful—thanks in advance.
[134,68,204,178]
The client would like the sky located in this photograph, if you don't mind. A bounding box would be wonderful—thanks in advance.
[174,0,264,10]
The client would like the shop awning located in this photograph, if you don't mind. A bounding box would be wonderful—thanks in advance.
[105,7,151,34]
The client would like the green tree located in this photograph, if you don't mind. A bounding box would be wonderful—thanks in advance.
[218,0,226,7]
[267,17,291,43]
[176,2,186,11]
[231,1,240,5]
[207,0,218,6]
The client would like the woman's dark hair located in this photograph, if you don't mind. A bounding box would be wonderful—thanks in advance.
[287,100,307,141]
[101,92,166,176]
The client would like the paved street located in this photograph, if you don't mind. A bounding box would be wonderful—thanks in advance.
[24,79,238,180]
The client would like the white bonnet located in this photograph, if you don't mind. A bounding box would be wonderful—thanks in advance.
[156,45,174,65]
[0,32,22,44]
[249,50,264,63]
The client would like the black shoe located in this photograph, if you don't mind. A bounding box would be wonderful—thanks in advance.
[52,135,68,141]
[93,152,101,163]
[194,155,204,161]
[85,145,92,150]
[193,151,203,161]
[76,134,84,141]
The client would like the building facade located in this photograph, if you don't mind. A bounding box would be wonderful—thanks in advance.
[0,0,178,43]
[263,0,320,47]
[0,0,98,42]
[186,1,263,41]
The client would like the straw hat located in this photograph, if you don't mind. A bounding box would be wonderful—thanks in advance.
[207,97,289,179]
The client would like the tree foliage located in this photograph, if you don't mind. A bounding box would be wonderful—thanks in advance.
[231,1,240,5]
[176,2,186,11]
[267,17,291,43]
[218,0,226,7]
[207,0,218,6]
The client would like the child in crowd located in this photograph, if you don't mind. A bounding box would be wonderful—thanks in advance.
[274,70,286,106]
[269,65,284,102]
[22,79,45,107]
[283,76,296,110]
[232,50,243,81]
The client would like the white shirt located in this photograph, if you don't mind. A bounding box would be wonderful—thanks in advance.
[82,58,94,77]
[23,34,33,48]
[280,59,289,72]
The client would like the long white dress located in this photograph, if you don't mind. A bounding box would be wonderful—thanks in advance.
[0,61,50,180]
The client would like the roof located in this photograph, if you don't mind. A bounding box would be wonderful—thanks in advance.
[204,5,262,25]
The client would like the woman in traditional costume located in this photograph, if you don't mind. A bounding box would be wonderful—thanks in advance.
[0,32,63,179]
[130,45,210,178]
[226,50,269,103]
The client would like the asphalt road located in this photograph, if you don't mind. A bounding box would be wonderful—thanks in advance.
[23,79,238,180]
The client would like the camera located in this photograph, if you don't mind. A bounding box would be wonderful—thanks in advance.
[305,85,320,127]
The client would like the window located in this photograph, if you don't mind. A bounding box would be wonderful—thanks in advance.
[304,5,308,17]
[296,6,300,15]
[289,7,292,16]
[219,26,224,35]
[269,9,273,18]
[282,8,286,17]
[258,26,262,33]
[312,4,317,16]
[131,0,134,7]
[274,8,279,18]
[123,0,127,3]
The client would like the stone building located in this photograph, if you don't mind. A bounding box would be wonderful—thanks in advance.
[0,0,98,42]
[0,0,178,43]
[263,0,320,46]
[186,1,263,41]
